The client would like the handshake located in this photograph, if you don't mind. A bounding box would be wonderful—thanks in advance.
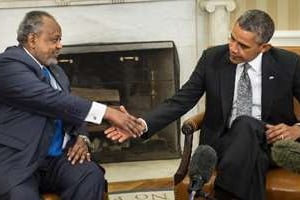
[103,105,146,143]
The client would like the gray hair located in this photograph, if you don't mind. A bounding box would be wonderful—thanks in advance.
[237,9,275,44]
[17,10,55,44]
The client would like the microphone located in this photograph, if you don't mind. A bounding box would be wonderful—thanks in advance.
[188,145,217,200]
[271,140,300,174]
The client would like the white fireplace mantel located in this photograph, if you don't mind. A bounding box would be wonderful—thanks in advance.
[271,31,300,46]
[200,0,236,46]
[0,0,169,8]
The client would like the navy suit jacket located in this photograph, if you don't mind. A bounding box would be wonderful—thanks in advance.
[0,46,92,194]
[142,44,300,148]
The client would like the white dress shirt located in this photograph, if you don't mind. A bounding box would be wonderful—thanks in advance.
[229,53,263,126]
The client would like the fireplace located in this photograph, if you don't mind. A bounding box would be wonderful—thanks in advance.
[58,41,181,163]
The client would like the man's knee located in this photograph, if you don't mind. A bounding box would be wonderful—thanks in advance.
[233,115,262,126]
[85,163,105,186]
[70,162,106,190]
[73,163,106,200]
[232,115,265,134]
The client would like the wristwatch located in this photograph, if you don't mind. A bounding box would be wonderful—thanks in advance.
[78,135,92,149]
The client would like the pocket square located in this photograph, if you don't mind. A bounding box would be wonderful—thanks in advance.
[269,76,275,80]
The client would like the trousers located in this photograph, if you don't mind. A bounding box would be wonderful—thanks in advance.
[214,116,270,200]
[0,151,106,200]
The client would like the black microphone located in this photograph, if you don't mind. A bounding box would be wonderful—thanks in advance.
[188,145,217,200]
[271,140,300,173]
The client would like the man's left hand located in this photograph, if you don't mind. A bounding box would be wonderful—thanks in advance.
[67,136,91,165]
[266,123,300,144]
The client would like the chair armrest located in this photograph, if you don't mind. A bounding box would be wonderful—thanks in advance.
[182,113,205,134]
[174,112,205,185]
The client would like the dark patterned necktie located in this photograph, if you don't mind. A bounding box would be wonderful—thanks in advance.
[42,67,64,156]
[236,63,252,117]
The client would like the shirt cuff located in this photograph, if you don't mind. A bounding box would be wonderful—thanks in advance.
[84,102,107,124]
[138,118,148,133]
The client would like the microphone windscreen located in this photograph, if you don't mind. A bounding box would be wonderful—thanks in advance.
[189,145,217,182]
[271,140,300,173]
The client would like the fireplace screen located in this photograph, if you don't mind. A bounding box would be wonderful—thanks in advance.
[58,41,181,163]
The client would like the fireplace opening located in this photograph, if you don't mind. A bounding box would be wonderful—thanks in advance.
[58,41,181,163]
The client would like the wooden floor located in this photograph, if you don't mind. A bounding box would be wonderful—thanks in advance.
[108,177,174,193]
[43,177,207,200]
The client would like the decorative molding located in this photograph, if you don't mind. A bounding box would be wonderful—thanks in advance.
[200,0,236,13]
[199,0,236,46]
[0,0,162,8]
[271,31,300,46]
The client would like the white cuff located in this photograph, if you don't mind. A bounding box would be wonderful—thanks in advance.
[138,118,148,133]
[84,102,107,124]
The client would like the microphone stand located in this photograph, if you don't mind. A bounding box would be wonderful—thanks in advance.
[189,190,217,200]
[188,177,217,200]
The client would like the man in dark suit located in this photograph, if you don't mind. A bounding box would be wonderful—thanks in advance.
[105,9,300,200]
[0,11,143,200]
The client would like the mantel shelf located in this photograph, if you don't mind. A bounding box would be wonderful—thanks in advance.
[0,0,168,8]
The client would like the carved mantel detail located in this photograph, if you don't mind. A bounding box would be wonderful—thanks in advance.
[0,0,157,8]
[55,0,70,6]
[199,0,236,46]
[200,0,236,13]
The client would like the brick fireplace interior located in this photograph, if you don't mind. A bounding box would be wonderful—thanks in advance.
[58,41,181,163]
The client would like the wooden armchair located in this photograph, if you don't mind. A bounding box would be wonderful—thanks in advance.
[42,194,60,200]
[41,183,108,200]
[174,100,300,200]
[42,192,108,200]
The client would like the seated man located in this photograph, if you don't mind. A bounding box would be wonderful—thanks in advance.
[106,9,300,200]
[0,10,142,200]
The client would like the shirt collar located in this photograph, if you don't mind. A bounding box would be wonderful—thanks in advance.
[23,47,44,69]
[238,52,262,73]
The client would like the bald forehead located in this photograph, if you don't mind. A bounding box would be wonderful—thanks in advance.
[42,16,61,29]
[40,16,61,34]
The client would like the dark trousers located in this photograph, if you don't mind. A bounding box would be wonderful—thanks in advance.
[214,116,270,200]
[0,153,106,200]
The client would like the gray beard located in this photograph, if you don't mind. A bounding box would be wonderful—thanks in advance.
[46,57,58,66]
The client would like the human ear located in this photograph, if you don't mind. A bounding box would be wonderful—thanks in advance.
[261,43,272,53]
[27,33,37,49]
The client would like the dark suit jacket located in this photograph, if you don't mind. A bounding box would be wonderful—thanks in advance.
[142,44,300,148]
[0,46,91,195]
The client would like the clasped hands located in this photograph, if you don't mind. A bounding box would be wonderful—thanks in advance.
[265,123,300,144]
[67,106,144,164]
[67,106,145,165]
[104,106,145,143]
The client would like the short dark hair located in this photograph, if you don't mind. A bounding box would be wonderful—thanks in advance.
[17,10,55,44]
[237,9,275,44]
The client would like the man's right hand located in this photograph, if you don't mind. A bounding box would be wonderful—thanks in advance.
[104,106,146,142]
[103,106,144,138]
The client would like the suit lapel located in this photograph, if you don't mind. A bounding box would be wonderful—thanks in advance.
[219,53,236,120]
[261,52,280,120]
[48,65,69,92]
[15,46,49,84]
